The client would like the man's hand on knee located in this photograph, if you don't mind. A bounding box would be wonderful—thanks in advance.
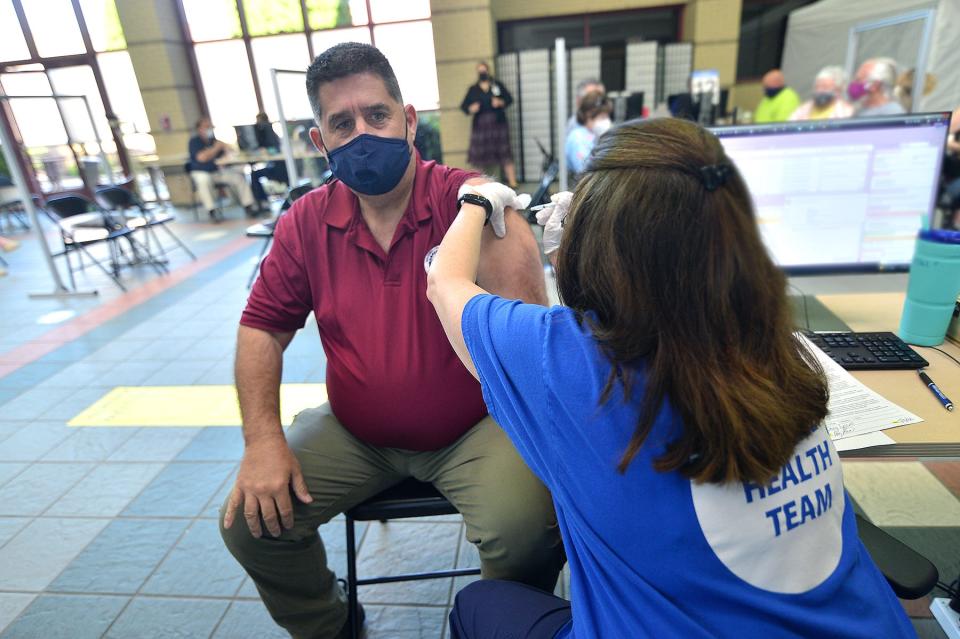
[223,433,313,538]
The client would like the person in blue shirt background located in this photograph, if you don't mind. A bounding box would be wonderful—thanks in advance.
[564,90,612,183]
[187,116,258,222]
[426,117,915,638]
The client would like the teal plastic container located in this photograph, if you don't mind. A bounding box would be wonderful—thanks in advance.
[899,230,960,346]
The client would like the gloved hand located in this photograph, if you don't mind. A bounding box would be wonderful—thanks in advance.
[458,182,531,238]
[535,191,573,255]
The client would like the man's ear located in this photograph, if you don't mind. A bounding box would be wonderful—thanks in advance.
[404,104,418,145]
[309,127,326,157]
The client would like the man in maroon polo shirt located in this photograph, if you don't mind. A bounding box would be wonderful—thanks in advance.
[220,43,562,639]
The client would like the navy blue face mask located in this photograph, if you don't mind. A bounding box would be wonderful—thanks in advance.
[325,124,411,196]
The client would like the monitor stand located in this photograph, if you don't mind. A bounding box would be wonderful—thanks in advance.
[788,293,851,332]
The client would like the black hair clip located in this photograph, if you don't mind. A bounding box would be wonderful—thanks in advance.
[699,164,732,192]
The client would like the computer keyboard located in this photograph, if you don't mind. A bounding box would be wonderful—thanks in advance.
[804,331,929,371]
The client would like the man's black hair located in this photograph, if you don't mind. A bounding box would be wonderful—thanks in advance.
[305,42,403,122]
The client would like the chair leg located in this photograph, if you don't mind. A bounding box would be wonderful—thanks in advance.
[128,235,168,274]
[246,237,273,289]
[64,247,77,291]
[108,241,122,279]
[345,516,359,639]
[144,225,163,258]
[159,223,197,260]
[76,244,87,272]
[80,242,127,292]
[144,232,169,271]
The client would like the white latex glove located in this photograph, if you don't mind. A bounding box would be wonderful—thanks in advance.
[535,191,573,255]
[457,182,531,238]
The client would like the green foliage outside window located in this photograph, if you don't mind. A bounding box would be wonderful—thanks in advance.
[306,0,355,30]
[101,0,126,50]
[207,0,243,39]
[243,0,305,36]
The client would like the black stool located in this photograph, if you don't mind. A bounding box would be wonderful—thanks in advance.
[344,478,481,639]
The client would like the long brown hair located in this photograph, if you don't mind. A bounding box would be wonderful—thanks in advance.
[556,118,828,485]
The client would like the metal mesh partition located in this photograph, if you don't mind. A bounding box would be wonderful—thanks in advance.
[518,49,552,183]
[495,52,523,181]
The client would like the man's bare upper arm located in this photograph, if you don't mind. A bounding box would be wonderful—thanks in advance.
[476,209,547,306]
[237,324,296,352]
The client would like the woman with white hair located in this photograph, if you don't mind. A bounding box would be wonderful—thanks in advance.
[849,57,906,116]
[790,66,855,121]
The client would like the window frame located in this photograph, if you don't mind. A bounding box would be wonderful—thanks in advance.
[0,0,133,177]
[178,0,437,119]
[496,5,685,54]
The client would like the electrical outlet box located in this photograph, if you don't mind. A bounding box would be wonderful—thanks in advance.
[931,597,960,639]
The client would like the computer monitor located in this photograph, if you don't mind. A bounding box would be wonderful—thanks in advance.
[235,124,259,151]
[668,93,695,121]
[710,113,951,274]
[625,92,644,121]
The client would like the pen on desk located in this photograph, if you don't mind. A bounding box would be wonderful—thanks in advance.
[918,369,954,412]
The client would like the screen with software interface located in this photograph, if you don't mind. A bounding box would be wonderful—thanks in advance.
[711,114,949,272]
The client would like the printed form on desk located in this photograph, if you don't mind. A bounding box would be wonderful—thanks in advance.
[798,335,922,451]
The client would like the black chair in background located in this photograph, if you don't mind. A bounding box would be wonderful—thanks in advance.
[0,198,30,233]
[526,139,559,215]
[95,185,196,262]
[343,478,481,639]
[184,162,236,222]
[245,180,320,288]
[42,194,166,292]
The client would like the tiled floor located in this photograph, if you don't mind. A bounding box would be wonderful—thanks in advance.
[0,204,563,638]
[0,203,954,638]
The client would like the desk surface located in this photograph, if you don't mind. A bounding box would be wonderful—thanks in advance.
[816,292,960,447]
[218,150,322,165]
[139,150,322,168]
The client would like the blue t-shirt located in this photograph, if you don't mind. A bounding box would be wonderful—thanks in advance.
[565,125,596,177]
[188,135,223,172]
[461,294,915,639]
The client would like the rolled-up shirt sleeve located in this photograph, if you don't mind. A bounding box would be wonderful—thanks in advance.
[240,213,313,333]
[438,166,480,226]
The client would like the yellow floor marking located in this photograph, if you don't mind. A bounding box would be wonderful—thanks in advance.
[67,384,327,427]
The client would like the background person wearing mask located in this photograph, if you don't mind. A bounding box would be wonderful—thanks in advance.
[754,69,800,123]
[566,77,605,137]
[461,62,517,188]
[790,66,854,121]
[849,57,905,117]
[250,112,289,209]
[188,116,258,221]
[565,90,613,181]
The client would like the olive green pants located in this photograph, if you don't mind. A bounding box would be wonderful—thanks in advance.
[220,404,563,639]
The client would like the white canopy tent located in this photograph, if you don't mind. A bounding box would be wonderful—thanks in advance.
[781,0,960,113]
